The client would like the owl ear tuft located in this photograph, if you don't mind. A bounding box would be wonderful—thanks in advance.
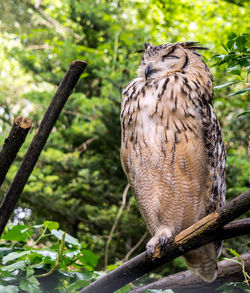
[144,42,153,50]
[181,41,209,50]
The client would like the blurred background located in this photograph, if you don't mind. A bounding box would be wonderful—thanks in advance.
[0,0,249,275]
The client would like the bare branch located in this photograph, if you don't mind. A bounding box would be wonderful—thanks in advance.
[0,116,32,187]
[79,189,250,293]
[131,252,250,293]
[0,60,87,236]
[122,232,148,262]
[23,0,82,40]
[77,137,97,155]
[105,183,130,269]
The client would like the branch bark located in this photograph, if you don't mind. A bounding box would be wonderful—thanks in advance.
[0,60,87,236]
[0,116,32,187]
[131,252,250,293]
[79,189,250,293]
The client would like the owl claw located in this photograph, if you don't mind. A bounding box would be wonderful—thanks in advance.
[146,226,174,257]
[146,236,160,257]
[160,235,168,246]
[146,245,155,257]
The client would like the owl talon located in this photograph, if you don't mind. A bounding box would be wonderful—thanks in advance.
[160,235,168,246]
[146,236,160,257]
[146,245,155,257]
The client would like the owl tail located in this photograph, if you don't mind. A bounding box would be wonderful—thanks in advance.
[184,243,218,282]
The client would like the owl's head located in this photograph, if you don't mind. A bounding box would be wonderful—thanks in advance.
[138,42,208,80]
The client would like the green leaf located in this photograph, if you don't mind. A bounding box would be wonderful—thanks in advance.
[2,225,32,241]
[33,249,57,261]
[114,284,131,293]
[27,275,40,286]
[43,221,59,231]
[107,264,119,271]
[0,285,19,293]
[0,248,12,257]
[51,229,80,246]
[26,267,35,278]
[228,87,250,97]
[2,251,30,264]
[217,282,250,291]
[227,39,235,50]
[32,224,44,229]
[1,261,26,271]
[237,110,250,118]
[236,35,246,52]
[221,43,228,52]
[213,81,239,89]
[227,248,242,260]
[20,280,39,293]
[66,280,89,291]
[226,65,241,76]
[79,250,98,269]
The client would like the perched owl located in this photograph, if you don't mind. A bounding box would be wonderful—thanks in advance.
[120,42,226,282]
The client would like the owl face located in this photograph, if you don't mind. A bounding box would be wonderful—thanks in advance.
[138,42,206,81]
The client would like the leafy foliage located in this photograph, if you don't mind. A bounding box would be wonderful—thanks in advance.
[211,33,250,98]
[0,221,98,292]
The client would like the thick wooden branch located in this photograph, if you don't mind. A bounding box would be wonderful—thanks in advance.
[0,116,32,187]
[0,60,87,236]
[79,189,250,293]
[131,252,250,293]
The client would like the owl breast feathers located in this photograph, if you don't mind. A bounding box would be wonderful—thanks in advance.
[120,41,226,282]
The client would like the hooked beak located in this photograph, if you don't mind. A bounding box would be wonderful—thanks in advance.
[145,63,159,80]
[145,63,152,80]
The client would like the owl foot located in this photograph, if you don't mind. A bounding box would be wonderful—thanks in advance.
[146,226,173,258]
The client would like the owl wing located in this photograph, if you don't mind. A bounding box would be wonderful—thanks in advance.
[199,100,226,213]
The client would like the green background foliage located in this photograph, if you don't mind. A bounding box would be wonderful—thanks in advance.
[0,0,249,291]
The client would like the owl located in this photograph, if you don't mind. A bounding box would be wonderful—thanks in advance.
[120,41,226,282]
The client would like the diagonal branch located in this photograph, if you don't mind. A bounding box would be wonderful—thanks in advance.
[0,116,32,187]
[0,60,87,237]
[131,251,250,293]
[79,189,250,293]
[122,231,148,262]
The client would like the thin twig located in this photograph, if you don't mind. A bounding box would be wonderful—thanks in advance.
[76,137,97,155]
[122,232,148,262]
[104,183,130,269]
[23,0,82,39]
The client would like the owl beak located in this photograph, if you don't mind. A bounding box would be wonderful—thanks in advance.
[145,63,152,80]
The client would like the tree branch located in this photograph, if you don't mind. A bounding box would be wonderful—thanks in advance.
[79,189,250,293]
[131,252,250,293]
[0,116,32,187]
[23,0,82,40]
[0,60,87,236]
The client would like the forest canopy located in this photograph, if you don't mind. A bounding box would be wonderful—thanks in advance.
[0,0,249,292]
